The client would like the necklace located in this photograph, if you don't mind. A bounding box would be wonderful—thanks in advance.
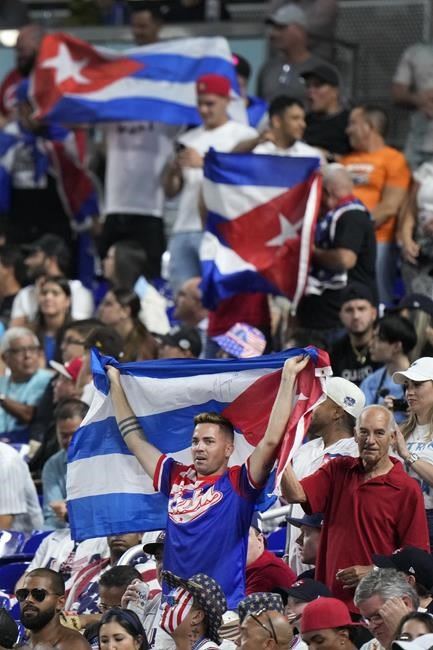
[350,339,369,365]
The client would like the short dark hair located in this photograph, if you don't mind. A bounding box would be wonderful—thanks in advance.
[99,566,141,589]
[356,104,389,137]
[84,325,124,359]
[0,245,26,285]
[130,2,163,23]
[40,275,71,298]
[269,95,304,119]
[65,319,102,339]
[233,53,251,80]
[376,315,417,354]
[194,412,234,440]
[26,568,65,596]
[54,398,89,423]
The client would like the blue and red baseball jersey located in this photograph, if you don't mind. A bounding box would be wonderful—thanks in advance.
[154,455,261,609]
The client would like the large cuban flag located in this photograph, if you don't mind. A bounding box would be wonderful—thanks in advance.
[67,347,331,541]
[31,33,242,125]
[201,149,322,310]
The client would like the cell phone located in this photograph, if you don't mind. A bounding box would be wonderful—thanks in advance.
[392,398,409,412]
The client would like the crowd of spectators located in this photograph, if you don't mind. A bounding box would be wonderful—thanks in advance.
[1,1,433,649]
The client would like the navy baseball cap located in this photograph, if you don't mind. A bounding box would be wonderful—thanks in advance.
[373,546,433,591]
[286,513,323,528]
[284,578,332,602]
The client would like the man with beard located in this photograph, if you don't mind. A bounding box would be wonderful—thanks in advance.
[0,24,44,122]
[16,568,90,649]
[331,283,380,386]
[283,375,364,574]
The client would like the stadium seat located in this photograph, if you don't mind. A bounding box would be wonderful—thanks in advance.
[0,562,29,593]
[266,527,286,557]
[0,531,26,558]
[21,530,52,554]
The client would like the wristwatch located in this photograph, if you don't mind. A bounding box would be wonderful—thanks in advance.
[405,453,419,467]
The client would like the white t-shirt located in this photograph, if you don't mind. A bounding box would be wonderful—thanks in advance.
[104,122,180,216]
[287,436,358,574]
[406,423,433,509]
[253,139,325,163]
[11,280,94,322]
[173,120,258,233]
[0,441,43,532]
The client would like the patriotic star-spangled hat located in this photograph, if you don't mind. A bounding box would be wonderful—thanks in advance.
[212,322,266,359]
[161,571,227,644]
[237,592,284,623]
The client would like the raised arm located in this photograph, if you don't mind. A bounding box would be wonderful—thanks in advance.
[248,355,310,487]
[107,365,162,480]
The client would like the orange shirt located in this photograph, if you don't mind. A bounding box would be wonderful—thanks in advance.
[341,146,411,243]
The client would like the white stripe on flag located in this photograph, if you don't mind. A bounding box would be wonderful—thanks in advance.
[64,78,198,106]
[203,179,286,221]
[200,231,256,273]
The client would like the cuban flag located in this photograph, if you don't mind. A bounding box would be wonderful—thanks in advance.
[201,149,322,310]
[67,347,331,541]
[31,33,242,125]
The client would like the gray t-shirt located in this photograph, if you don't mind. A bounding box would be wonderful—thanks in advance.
[257,53,329,102]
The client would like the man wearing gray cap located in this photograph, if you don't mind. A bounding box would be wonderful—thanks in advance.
[257,3,330,102]
[285,376,364,574]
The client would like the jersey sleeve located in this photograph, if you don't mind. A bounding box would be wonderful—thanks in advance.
[228,461,263,501]
[333,210,370,254]
[153,455,189,497]
[300,461,334,514]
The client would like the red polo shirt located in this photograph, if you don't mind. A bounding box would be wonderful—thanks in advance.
[246,549,296,595]
[300,456,429,611]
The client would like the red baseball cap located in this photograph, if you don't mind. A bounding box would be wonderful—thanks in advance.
[301,598,357,634]
[50,357,83,383]
[196,74,231,97]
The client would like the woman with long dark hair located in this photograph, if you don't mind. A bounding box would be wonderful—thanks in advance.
[33,275,72,364]
[98,608,148,650]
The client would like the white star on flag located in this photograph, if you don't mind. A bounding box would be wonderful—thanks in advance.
[41,43,90,85]
[266,213,302,247]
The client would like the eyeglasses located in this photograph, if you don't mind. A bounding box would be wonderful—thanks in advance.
[8,345,40,356]
[16,588,61,603]
[63,337,85,346]
[362,613,383,626]
[249,609,278,643]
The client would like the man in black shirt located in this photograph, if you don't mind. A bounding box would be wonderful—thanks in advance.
[297,165,377,343]
[302,64,351,159]
[331,283,380,385]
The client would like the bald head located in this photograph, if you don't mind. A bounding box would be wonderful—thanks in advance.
[174,277,207,325]
[240,610,293,649]
[323,164,354,210]
[16,24,44,75]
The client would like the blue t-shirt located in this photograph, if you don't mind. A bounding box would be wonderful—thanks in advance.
[155,456,261,609]
[0,369,52,442]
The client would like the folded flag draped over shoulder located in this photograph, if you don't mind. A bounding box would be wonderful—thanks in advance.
[201,149,322,310]
[67,347,331,541]
[31,33,242,125]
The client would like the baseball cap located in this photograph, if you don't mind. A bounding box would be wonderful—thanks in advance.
[324,376,366,418]
[301,64,340,87]
[162,326,202,358]
[50,357,83,382]
[284,578,331,603]
[238,592,285,623]
[301,597,358,633]
[142,530,165,555]
[266,4,307,28]
[286,513,323,529]
[340,282,376,307]
[196,74,231,98]
[373,546,433,591]
[212,322,266,359]
[397,293,433,318]
[392,635,433,650]
[393,357,433,385]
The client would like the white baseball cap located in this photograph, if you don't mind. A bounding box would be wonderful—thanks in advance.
[266,4,307,28]
[324,376,366,418]
[393,357,433,384]
[392,633,433,649]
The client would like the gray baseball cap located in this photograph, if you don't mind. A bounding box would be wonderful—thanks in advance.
[266,4,307,28]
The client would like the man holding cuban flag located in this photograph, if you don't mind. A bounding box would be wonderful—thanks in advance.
[104,352,316,609]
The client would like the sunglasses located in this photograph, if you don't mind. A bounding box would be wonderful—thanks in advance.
[249,609,278,643]
[15,588,61,603]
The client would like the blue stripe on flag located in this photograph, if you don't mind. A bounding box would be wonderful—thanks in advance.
[68,492,168,539]
[204,148,320,188]
[201,260,280,309]
[129,54,237,86]
[45,96,203,125]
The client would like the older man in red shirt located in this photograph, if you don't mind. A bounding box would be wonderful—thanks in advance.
[281,404,429,612]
